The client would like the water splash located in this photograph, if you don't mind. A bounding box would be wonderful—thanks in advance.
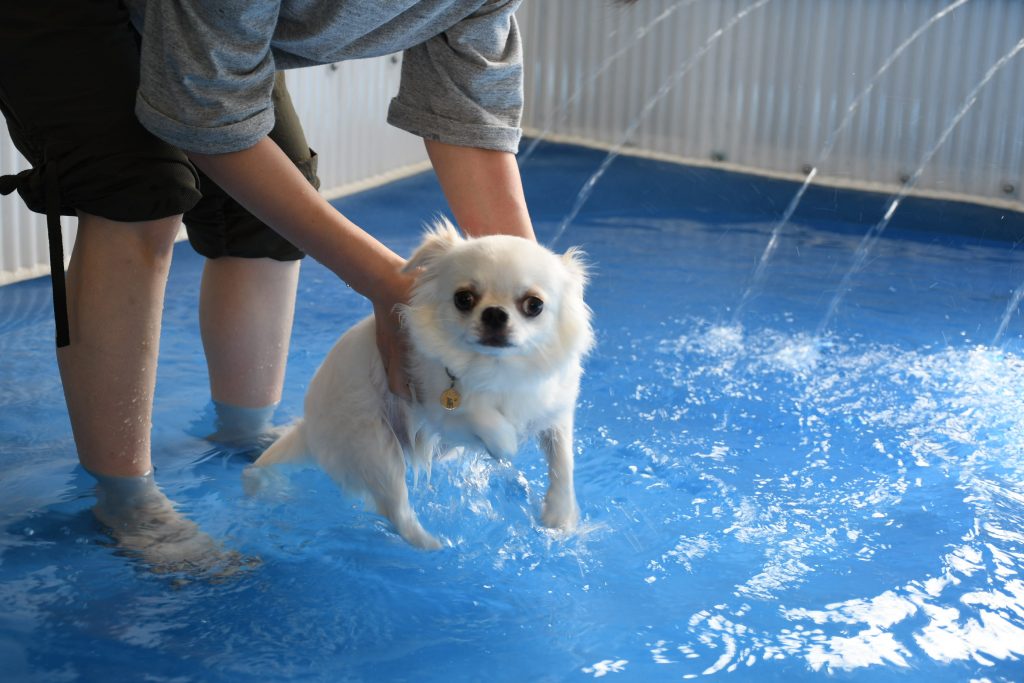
[519,0,699,168]
[547,0,774,248]
[732,0,974,324]
[817,36,1024,337]
[637,318,1024,678]
[992,277,1024,346]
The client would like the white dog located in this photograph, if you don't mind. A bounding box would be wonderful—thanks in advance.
[254,218,594,549]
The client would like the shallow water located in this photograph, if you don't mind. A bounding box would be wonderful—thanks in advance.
[1,143,1023,681]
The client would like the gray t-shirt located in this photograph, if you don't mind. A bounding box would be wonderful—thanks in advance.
[129,0,523,155]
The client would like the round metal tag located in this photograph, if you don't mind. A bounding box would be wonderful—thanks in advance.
[440,387,462,411]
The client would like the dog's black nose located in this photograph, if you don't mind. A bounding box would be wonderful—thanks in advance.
[481,306,509,329]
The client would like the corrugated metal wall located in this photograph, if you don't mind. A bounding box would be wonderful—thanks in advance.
[518,0,1024,208]
[3,1,1022,283]
[286,59,429,196]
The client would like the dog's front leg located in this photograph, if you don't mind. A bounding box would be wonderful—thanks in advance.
[539,414,579,530]
[447,408,518,460]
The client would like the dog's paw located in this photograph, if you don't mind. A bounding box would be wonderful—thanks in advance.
[481,422,518,461]
[414,532,444,551]
[389,511,444,550]
[400,524,444,551]
[241,464,292,501]
[541,491,580,531]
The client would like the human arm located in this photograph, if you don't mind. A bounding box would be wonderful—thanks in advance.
[424,139,535,241]
[136,0,530,394]
[187,137,415,396]
[188,137,536,399]
[388,1,531,239]
[189,137,536,400]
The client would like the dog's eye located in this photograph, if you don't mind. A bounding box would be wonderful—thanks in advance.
[453,290,477,312]
[520,296,544,318]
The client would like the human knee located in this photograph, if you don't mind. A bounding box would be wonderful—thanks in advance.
[131,216,182,267]
[77,211,181,270]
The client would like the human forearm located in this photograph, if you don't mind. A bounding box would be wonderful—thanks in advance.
[188,137,414,396]
[424,139,535,241]
[187,137,409,303]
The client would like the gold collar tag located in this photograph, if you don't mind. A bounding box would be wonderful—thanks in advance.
[441,387,461,411]
[441,367,461,410]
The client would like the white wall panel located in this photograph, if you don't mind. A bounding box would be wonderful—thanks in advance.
[518,0,1024,209]
[0,137,75,286]
[285,59,429,196]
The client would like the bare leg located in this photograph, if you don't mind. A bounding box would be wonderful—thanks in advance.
[57,212,179,477]
[199,256,299,441]
[59,213,250,575]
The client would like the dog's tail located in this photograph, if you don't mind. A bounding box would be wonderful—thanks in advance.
[254,420,309,467]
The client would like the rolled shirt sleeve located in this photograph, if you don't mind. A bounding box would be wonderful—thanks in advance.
[133,0,525,155]
[387,0,524,153]
[134,0,280,154]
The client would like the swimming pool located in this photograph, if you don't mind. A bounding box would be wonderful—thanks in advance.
[1,142,1022,681]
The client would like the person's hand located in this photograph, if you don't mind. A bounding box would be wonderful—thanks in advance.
[371,269,416,399]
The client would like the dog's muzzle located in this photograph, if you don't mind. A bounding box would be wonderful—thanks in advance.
[478,306,512,347]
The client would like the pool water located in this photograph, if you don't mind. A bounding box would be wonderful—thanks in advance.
[1,143,1023,682]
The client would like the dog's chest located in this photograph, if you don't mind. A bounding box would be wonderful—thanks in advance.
[401,354,579,459]
[415,377,562,446]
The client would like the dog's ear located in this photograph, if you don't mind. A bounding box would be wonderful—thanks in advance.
[560,246,591,289]
[403,216,464,273]
[558,246,595,359]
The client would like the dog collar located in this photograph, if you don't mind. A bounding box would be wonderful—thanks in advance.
[441,367,461,411]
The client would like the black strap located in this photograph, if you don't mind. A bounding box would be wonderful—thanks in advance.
[0,165,70,346]
[44,162,70,347]
[0,171,24,196]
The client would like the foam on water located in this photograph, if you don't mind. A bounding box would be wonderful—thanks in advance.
[587,317,1024,679]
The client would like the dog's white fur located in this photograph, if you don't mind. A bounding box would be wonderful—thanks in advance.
[254,218,594,549]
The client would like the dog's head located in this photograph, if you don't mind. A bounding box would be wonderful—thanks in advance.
[401,218,593,374]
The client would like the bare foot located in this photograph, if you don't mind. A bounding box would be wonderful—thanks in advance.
[91,471,259,579]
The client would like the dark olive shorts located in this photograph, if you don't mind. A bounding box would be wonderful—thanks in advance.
[0,0,317,263]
